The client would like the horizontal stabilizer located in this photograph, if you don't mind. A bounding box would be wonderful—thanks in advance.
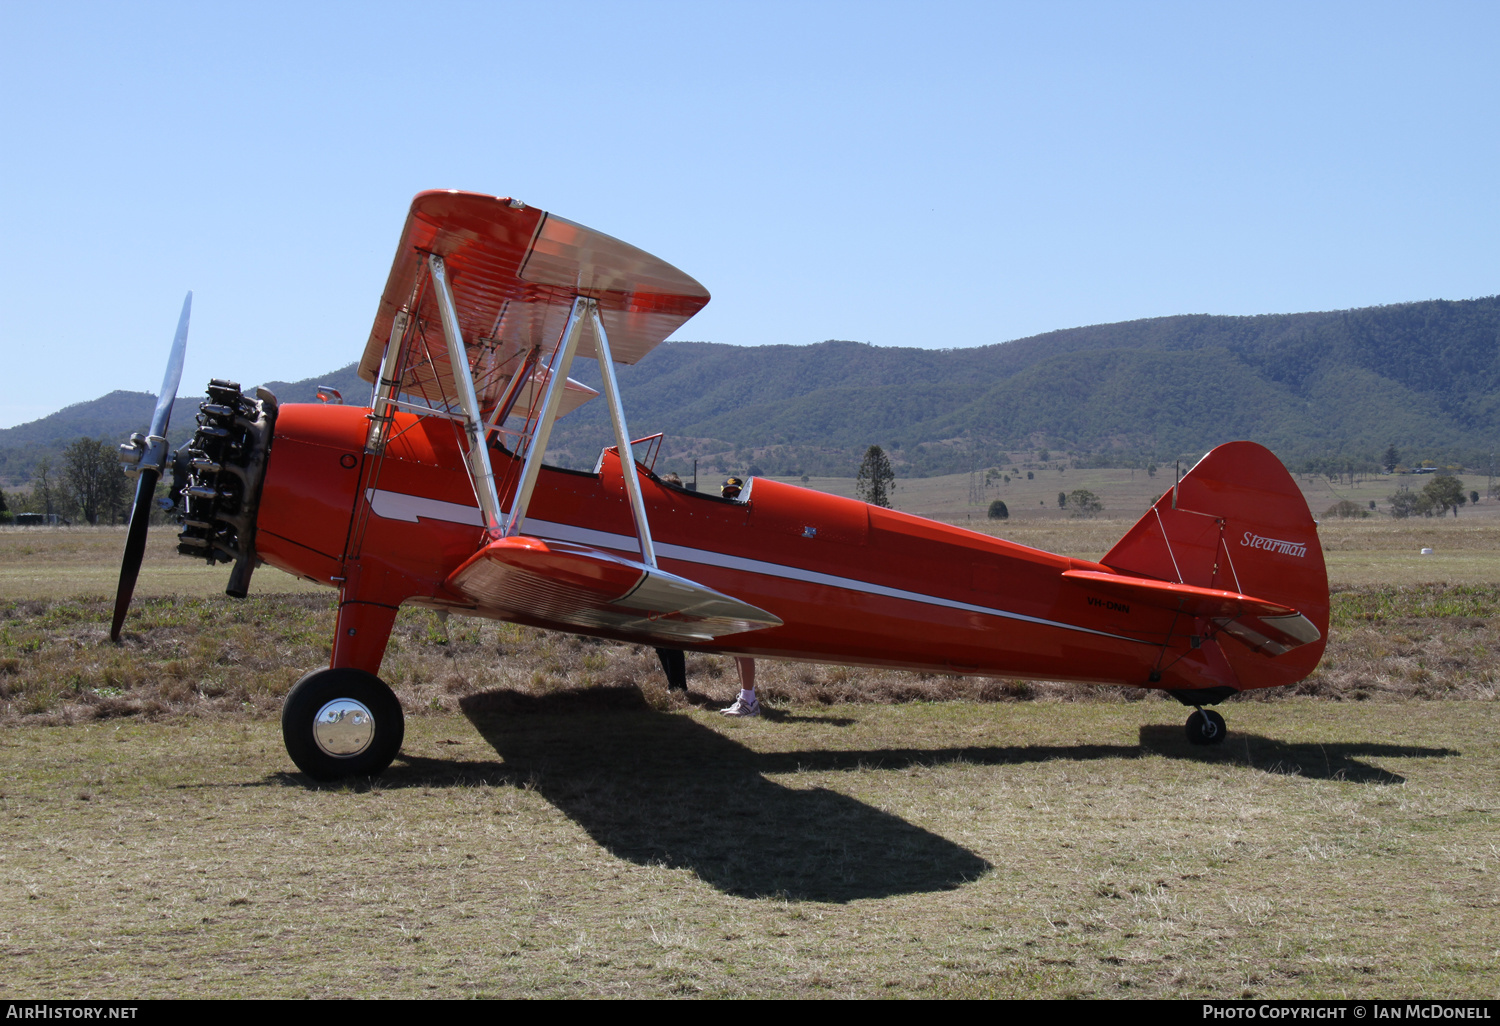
[446,536,781,643]
[1062,569,1322,656]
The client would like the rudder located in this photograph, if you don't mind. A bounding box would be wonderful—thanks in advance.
[1102,442,1329,693]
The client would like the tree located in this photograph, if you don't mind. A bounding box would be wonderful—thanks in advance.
[855,445,895,508]
[29,456,74,520]
[987,499,1009,520]
[1057,491,1067,509]
[1388,490,1434,518]
[1422,473,1466,517]
[1324,499,1369,519]
[1382,445,1400,473]
[1066,489,1104,518]
[1471,490,1481,506]
[33,456,55,516]
[64,438,127,525]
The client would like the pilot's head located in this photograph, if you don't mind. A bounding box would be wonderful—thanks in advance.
[721,476,743,499]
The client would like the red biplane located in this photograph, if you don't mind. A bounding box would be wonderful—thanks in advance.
[112,191,1329,780]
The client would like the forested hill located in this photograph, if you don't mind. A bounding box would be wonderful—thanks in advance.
[0,366,367,484]
[551,295,1500,476]
[4,295,1498,484]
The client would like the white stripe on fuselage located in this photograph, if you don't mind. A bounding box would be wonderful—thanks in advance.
[366,488,485,526]
[363,487,1138,643]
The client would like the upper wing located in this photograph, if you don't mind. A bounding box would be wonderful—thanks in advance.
[358,191,711,417]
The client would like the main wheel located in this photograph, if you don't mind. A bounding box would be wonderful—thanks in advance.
[1185,708,1227,746]
[282,667,405,780]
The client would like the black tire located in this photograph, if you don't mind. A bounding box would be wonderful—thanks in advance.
[1185,708,1227,746]
[282,667,404,780]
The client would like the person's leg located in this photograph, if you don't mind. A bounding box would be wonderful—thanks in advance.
[736,656,756,701]
[721,656,759,716]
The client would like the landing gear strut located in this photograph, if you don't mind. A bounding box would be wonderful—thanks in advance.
[282,668,405,780]
[1185,708,1227,746]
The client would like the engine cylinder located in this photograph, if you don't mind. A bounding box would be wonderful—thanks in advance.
[175,381,278,597]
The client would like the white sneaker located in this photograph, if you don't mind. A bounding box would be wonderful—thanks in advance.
[720,695,760,717]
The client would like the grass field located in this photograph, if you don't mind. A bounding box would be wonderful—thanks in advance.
[9,505,1500,597]
[1,519,1498,998]
[2,701,1495,998]
[0,527,321,601]
[793,465,1497,529]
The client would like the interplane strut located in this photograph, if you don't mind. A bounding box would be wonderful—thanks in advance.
[426,254,505,536]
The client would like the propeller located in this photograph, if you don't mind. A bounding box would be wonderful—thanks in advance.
[111,292,191,642]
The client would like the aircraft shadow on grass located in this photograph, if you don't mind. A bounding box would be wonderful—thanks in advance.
[440,688,993,903]
[1132,725,1457,785]
[270,687,1457,900]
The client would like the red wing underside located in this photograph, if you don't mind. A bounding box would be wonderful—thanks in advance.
[359,191,710,414]
[446,536,781,644]
[1062,570,1322,656]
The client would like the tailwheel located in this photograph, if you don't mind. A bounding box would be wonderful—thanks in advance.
[282,668,405,780]
[1185,708,1227,746]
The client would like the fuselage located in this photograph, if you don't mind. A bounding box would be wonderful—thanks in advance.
[251,403,1248,692]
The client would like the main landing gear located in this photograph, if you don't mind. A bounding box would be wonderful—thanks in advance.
[1185,708,1227,746]
[282,668,405,780]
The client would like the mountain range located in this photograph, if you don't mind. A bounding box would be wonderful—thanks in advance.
[4,294,1497,485]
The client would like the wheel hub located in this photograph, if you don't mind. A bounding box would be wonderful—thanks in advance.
[312,698,376,757]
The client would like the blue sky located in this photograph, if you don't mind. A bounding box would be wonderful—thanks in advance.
[2,0,1497,428]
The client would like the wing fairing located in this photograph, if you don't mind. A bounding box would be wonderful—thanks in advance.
[447,535,781,644]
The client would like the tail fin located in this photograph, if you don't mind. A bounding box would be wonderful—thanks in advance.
[1102,441,1328,693]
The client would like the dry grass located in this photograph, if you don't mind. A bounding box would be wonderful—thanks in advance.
[0,526,322,600]
[0,593,1095,723]
[5,519,1500,723]
[0,701,1494,998]
[3,520,1499,998]
[3,581,1499,725]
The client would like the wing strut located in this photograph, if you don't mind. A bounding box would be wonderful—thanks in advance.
[414,256,659,567]
[590,303,657,569]
[483,344,539,442]
[427,254,505,536]
[503,296,589,537]
[365,309,408,454]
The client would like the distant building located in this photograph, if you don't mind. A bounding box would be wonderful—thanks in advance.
[14,513,67,526]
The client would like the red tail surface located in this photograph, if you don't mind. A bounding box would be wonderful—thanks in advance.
[1101,442,1329,693]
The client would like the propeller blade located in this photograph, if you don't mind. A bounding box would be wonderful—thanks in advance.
[110,467,159,641]
[151,292,191,438]
[110,292,192,642]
